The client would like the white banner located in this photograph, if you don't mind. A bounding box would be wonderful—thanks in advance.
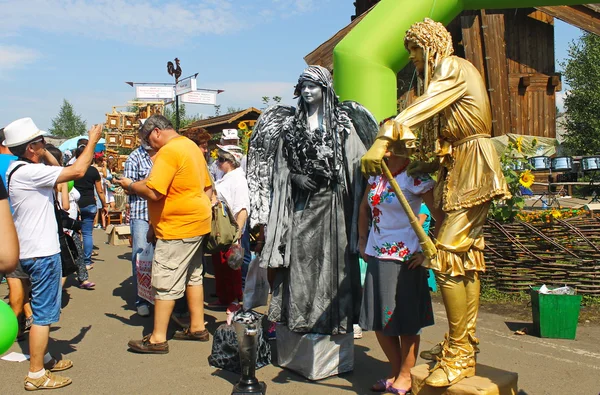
[180,90,217,105]
[175,77,197,96]
[135,85,174,100]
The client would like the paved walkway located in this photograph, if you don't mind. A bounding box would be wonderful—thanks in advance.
[1,229,599,394]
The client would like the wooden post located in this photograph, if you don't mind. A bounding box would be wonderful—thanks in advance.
[481,10,511,137]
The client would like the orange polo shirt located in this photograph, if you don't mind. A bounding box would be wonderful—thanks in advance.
[146,136,212,239]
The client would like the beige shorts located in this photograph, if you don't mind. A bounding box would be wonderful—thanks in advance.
[152,235,205,300]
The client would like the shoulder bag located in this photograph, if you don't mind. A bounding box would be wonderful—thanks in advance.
[204,168,240,253]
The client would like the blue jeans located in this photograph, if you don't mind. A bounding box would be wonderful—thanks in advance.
[131,218,151,306]
[20,253,62,325]
[80,204,97,266]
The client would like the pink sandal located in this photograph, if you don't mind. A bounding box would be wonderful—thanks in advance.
[371,378,393,392]
[79,281,95,289]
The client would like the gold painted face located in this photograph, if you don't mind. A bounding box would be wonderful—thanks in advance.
[407,40,425,75]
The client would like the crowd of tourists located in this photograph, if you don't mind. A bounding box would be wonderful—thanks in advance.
[0,114,439,394]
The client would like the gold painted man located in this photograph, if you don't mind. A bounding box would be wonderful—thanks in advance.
[361,18,510,387]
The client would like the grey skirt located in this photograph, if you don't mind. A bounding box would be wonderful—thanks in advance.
[359,255,434,336]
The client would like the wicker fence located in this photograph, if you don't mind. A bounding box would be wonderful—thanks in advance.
[482,216,600,295]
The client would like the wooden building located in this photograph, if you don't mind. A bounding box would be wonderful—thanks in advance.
[307,3,600,139]
[181,107,262,139]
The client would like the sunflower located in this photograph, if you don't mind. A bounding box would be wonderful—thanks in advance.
[210,148,219,159]
[238,121,248,130]
[515,136,523,153]
[519,170,535,189]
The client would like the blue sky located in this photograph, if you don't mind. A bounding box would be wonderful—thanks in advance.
[0,1,583,131]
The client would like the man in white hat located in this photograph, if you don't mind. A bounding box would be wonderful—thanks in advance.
[209,128,246,181]
[4,117,102,391]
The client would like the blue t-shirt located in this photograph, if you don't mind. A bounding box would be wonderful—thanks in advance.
[0,154,18,191]
[420,202,431,235]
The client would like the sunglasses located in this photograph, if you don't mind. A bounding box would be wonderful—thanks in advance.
[30,136,46,145]
[141,128,158,144]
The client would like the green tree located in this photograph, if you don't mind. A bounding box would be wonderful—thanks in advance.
[261,96,282,109]
[49,99,87,138]
[561,32,600,155]
[226,106,244,114]
[163,103,203,129]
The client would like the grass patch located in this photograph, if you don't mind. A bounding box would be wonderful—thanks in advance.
[480,284,529,304]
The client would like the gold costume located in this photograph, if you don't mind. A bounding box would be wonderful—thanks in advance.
[381,55,510,275]
[362,19,510,387]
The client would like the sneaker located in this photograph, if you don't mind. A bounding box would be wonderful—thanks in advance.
[137,305,150,317]
[24,370,72,391]
[353,324,363,339]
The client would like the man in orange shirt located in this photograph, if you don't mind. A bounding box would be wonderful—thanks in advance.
[116,115,213,354]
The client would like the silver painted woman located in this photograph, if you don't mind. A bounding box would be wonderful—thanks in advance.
[247,65,377,335]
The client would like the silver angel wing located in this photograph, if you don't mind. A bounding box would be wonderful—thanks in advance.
[247,104,295,228]
[338,100,379,148]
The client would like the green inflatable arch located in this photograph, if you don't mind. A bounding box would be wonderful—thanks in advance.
[333,0,584,121]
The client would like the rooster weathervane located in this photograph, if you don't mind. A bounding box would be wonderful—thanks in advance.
[167,58,182,83]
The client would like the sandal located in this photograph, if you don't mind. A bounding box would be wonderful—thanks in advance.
[371,378,393,392]
[44,358,73,372]
[79,281,96,290]
[24,370,72,391]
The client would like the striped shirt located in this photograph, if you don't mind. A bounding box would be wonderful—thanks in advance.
[123,147,153,221]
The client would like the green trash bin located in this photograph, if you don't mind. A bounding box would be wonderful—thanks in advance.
[530,286,582,339]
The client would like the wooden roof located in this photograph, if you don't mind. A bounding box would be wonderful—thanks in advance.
[182,107,262,131]
[535,4,600,36]
[304,4,600,69]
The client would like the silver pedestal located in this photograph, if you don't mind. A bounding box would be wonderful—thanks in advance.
[231,311,267,395]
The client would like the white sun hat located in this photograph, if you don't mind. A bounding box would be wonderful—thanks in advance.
[217,144,244,166]
[221,128,239,142]
[2,117,48,147]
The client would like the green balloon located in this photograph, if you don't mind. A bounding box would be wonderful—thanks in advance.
[0,300,18,354]
[67,180,74,192]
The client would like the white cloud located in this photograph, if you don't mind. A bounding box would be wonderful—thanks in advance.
[556,90,569,113]
[0,0,321,47]
[0,45,40,73]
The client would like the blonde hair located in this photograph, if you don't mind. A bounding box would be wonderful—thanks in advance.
[404,18,454,89]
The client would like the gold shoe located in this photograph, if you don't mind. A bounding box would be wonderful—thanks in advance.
[425,365,475,387]
[425,341,476,387]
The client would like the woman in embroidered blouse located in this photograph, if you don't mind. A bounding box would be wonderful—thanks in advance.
[358,149,438,395]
